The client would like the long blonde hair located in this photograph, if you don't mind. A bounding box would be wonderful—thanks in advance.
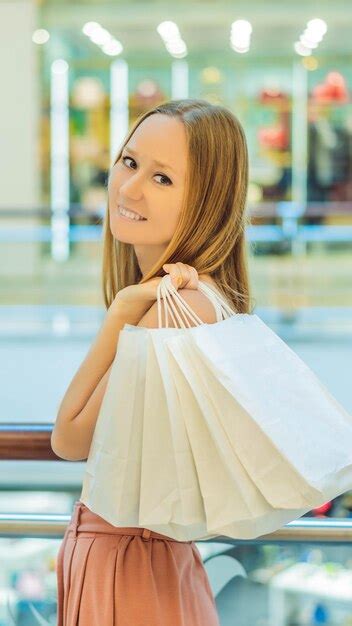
[102,98,254,313]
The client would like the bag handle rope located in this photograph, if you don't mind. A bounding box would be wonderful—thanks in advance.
[156,274,237,329]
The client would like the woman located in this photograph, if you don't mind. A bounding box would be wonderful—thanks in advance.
[52,98,253,625]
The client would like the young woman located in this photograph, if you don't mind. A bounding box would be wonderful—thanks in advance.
[52,98,252,625]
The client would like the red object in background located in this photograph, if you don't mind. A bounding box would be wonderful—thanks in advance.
[258,125,289,149]
[259,89,288,105]
[312,72,349,103]
[257,88,291,150]
[311,500,333,516]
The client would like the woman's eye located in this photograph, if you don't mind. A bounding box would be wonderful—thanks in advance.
[154,174,172,186]
[122,156,136,169]
[122,156,172,186]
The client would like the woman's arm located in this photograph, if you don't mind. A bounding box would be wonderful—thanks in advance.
[51,305,129,462]
[51,264,198,461]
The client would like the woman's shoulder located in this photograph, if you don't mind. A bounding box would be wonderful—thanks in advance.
[198,275,234,310]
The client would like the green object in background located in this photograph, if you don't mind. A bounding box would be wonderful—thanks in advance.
[70,109,86,135]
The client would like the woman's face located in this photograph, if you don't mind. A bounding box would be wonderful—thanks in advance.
[108,113,188,246]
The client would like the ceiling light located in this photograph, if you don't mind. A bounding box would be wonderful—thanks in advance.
[306,18,327,36]
[294,41,312,56]
[89,27,111,46]
[300,35,318,48]
[32,29,50,44]
[157,21,180,40]
[82,22,101,37]
[102,40,123,56]
[231,19,252,35]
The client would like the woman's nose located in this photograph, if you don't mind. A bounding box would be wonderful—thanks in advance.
[119,172,144,200]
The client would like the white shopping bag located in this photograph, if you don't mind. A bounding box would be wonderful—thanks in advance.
[138,330,213,540]
[80,273,352,542]
[80,327,148,526]
[164,341,311,539]
[145,275,352,538]
[170,311,352,510]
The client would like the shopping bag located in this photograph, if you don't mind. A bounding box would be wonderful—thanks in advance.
[80,326,148,526]
[140,274,352,538]
[138,330,216,540]
[140,324,311,539]
[135,276,316,540]
[164,340,311,539]
[80,273,352,542]
[168,311,352,510]
[158,277,352,524]
[80,318,215,540]
[80,275,234,539]
[136,277,229,538]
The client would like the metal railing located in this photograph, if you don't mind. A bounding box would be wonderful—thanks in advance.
[0,424,61,461]
[0,510,351,545]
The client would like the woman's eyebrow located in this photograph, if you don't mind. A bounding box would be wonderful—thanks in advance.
[123,145,177,174]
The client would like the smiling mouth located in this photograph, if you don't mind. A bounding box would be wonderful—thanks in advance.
[118,205,147,221]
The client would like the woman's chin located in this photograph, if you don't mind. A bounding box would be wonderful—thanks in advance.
[110,229,146,243]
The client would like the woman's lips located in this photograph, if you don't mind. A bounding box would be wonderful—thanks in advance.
[117,205,147,221]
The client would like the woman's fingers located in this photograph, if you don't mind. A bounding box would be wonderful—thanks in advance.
[163,263,199,290]
[184,264,199,289]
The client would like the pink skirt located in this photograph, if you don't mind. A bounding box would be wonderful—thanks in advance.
[56,500,220,626]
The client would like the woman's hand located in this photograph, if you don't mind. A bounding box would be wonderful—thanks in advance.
[111,262,200,324]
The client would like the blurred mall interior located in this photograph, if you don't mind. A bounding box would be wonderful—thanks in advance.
[0,0,352,624]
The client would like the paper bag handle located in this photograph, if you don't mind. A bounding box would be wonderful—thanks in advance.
[156,274,237,329]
